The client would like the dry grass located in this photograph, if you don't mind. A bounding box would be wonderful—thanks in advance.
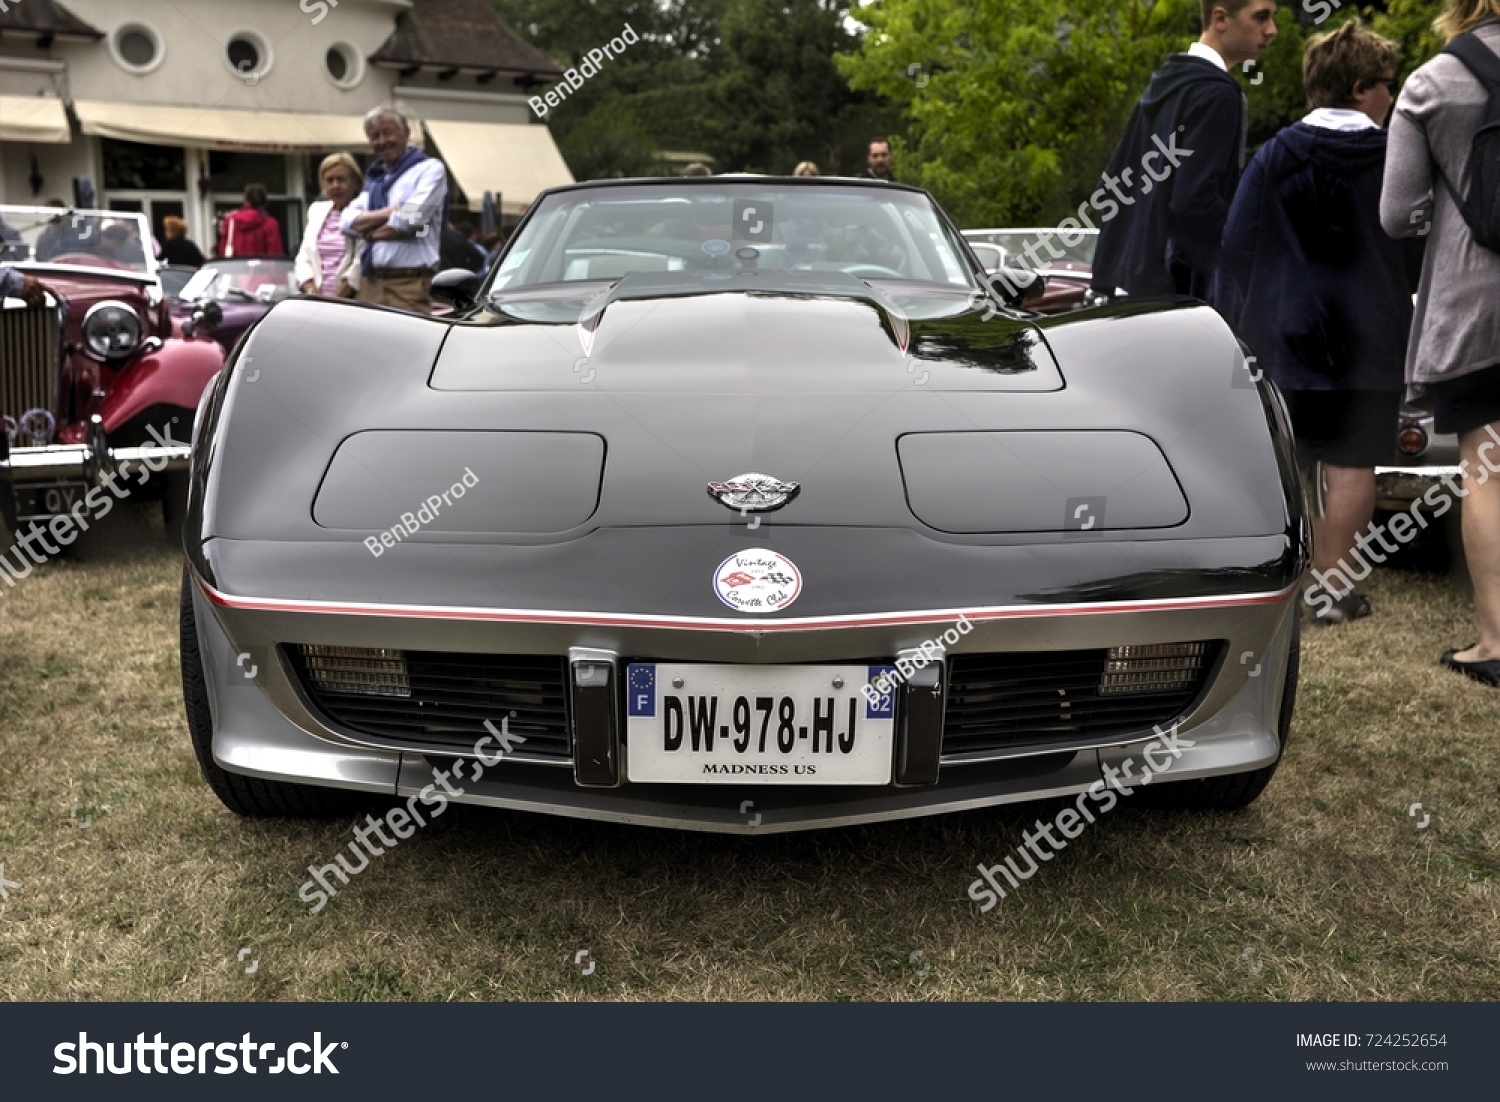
[1,505,1497,1002]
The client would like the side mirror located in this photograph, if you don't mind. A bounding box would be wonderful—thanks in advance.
[432,268,480,309]
[987,268,1047,309]
[183,299,222,338]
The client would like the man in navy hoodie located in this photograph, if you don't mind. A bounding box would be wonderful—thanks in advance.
[1091,1,1278,300]
[1216,19,1409,624]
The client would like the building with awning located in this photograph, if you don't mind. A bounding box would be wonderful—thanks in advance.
[0,0,573,251]
[425,120,575,219]
[0,95,71,144]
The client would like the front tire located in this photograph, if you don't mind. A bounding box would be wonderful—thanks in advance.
[180,567,364,817]
[1138,618,1299,811]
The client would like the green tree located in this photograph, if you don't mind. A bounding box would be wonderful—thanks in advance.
[705,0,897,173]
[837,0,1202,226]
[1369,0,1446,71]
[835,0,1453,227]
[493,0,896,179]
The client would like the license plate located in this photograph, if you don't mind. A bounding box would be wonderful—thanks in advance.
[625,663,897,785]
[17,482,86,520]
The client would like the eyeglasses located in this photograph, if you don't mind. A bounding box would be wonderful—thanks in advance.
[1373,77,1399,92]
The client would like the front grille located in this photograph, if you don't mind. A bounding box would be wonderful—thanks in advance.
[941,644,1220,760]
[288,648,571,761]
[1,305,59,440]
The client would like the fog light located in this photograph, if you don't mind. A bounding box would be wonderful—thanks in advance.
[298,645,410,697]
[1100,642,1208,695]
[1397,425,1428,456]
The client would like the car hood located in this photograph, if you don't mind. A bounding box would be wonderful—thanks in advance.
[439,272,1060,394]
[193,290,1300,614]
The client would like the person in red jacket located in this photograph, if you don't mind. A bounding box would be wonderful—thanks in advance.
[216,183,284,258]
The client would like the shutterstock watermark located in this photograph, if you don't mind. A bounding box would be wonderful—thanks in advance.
[1305,425,1500,615]
[298,718,524,913]
[966,722,1197,912]
[54,1032,344,1075]
[364,467,478,558]
[0,424,180,595]
[529,23,639,119]
[970,130,1194,314]
[1304,0,1346,25]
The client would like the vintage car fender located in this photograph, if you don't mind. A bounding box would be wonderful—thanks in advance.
[90,337,226,439]
[14,337,221,492]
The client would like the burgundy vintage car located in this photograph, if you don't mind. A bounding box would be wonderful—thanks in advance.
[963,228,1101,316]
[169,257,299,352]
[0,206,225,539]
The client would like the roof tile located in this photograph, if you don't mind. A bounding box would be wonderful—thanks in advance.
[370,0,562,77]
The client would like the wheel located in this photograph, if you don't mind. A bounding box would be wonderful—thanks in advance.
[1138,618,1299,811]
[180,567,365,817]
[161,470,191,546]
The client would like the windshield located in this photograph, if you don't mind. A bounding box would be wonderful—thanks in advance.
[181,259,297,303]
[492,181,981,294]
[0,205,156,277]
[963,229,1097,274]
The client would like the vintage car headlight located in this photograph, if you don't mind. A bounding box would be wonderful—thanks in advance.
[82,300,144,360]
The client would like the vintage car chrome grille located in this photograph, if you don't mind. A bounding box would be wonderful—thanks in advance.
[941,643,1221,760]
[0,304,59,437]
[289,648,571,760]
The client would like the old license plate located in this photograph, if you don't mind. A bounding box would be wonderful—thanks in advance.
[17,482,87,521]
[625,663,896,785]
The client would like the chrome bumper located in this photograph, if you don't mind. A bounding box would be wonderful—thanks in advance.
[8,414,191,486]
[1374,464,1462,510]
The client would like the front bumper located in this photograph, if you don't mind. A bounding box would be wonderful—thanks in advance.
[190,573,1298,834]
[10,413,191,492]
[1374,464,1462,511]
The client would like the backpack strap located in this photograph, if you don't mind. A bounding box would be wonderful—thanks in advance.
[1443,32,1500,91]
[1431,33,1500,211]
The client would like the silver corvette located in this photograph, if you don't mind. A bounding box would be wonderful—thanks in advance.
[180,176,1307,833]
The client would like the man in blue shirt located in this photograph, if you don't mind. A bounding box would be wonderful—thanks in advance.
[342,105,448,314]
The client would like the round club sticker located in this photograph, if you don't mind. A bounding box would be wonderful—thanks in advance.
[714,549,803,613]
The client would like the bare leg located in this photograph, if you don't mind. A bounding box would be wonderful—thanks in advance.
[1453,420,1500,662]
[1309,464,1376,580]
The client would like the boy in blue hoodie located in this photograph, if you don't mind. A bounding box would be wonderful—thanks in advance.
[1216,19,1411,624]
[1091,1,1279,300]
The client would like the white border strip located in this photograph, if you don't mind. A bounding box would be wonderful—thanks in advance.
[195,570,1297,635]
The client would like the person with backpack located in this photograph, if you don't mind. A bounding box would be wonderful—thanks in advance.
[1381,0,1500,686]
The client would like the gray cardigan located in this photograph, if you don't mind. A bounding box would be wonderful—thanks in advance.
[1380,18,1500,386]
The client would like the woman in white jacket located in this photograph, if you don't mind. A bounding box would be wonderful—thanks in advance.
[295,152,363,297]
